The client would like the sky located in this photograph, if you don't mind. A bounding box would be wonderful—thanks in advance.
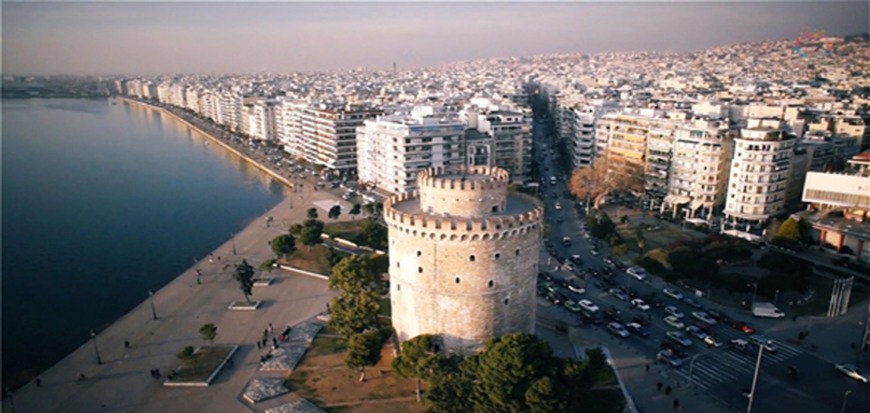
[2,1,868,76]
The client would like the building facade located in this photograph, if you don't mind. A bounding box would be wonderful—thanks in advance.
[384,166,543,355]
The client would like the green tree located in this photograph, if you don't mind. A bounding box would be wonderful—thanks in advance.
[298,219,324,251]
[344,329,384,382]
[327,290,382,337]
[271,234,296,258]
[328,205,342,220]
[329,255,387,294]
[306,207,319,220]
[393,335,440,402]
[234,259,255,304]
[359,218,388,250]
[288,223,304,236]
[776,217,802,241]
[350,203,362,217]
[363,202,375,216]
[525,377,567,413]
[199,323,217,343]
[177,346,196,362]
[427,356,476,413]
[326,246,342,268]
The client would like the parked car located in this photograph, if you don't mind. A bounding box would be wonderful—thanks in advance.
[570,254,584,265]
[657,350,683,367]
[664,306,685,319]
[578,299,599,313]
[609,288,629,301]
[625,322,650,337]
[730,338,751,353]
[664,316,685,329]
[692,311,717,326]
[562,236,572,247]
[603,309,624,323]
[683,297,704,308]
[666,331,693,347]
[631,298,650,311]
[538,272,553,282]
[607,322,630,338]
[663,288,684,301]
[627,267,648,281]
[602,256,614,266]
[660,342,689,359]
[706,308,729,322]
[563,300,583,313]
[685,325,708,341]
[834,363,869,383]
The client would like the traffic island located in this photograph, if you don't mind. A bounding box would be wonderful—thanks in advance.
[163,345,238,387]
[228,300,262,310]
[242,377,290,404]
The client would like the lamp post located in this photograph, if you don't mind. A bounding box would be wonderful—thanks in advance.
[231,232,237,255]
[5,388,16,413]
[148,290,158,320]
[746,343,764,413]
[839,390,852,413]
[748,282,759,310]
[90,329,102,365]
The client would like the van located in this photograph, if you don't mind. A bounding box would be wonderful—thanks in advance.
[752,302,785,319]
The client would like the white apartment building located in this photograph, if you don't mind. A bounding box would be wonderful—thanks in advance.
[724,119,797,224]
[567,102,621,169]
[357,107,465,193]
[297,105,381,176]
[462,104,533,181]
[275,99,309,158]
[184,87,199,113]
[666,119,733,220]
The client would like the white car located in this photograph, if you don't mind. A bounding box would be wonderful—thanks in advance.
[554,202,562,210]
[666,331,693,347]
[627,267,648,281]
[664,315,685,329]
[607,322,630,338]
[567,284,586,295]
[692,311,718,326]
[663,288,684,301]
[578,299,599,313]
[590,249,599,256]
[834,363,869,383]
[748,334,778,352]
[664,306,685,319]
[631,298,650,311]
[703,335,723,348]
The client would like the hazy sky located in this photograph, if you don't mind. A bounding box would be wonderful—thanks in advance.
[2,1,868,75]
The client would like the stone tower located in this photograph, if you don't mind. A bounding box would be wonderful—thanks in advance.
[384,166,543,355]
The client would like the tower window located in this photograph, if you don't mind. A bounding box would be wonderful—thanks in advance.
[418,267,423,274]
[515,249,520,256]
[397,284,401,291]
[455,277,461,284]
[504,297,510,305]
[492,205,498,212]
[416,250,422,257]
[488,280,494,288]
[397,262,400,268]
[494,253,501,259]
[469,255,476,262]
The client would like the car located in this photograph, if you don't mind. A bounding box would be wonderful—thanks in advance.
[664,306,685,319]
[563,300,583,313]
[541,281,558,294]
[625,322,650,337]
[660,341,689,359]
[538,272,553,282]
[590,249,599,256]
[562,236,572,247]
[683,297,704,308]
[666,331,693,347]
[556,216,564,223]
[706,308,729,323]
[657,350,683,367]
[703,336,723,348]
[609,288,628,301]
[664,316,685,329]
[685,325,708,340]
[564,263,576,272]
[607,322,630,338]
[536,286,548,297]
[730,338,751,352]
[627,267,648,281]
[748,334,778,352]
[631,298,650,311]
[600,266,613,276]
[567,283,586,295]
[555,202,562,210]
[570,254,584,264]
[731,320,756,334]
[551,192,558,199]
[545,290,565,305]
[578,299,599,313]
[602,256,614,266]
[662,288,684,301]
[581,309,604,324]
[834,363,869,383]
[691,311,718,326]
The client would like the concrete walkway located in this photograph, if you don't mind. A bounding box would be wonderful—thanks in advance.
[2,127,360,413]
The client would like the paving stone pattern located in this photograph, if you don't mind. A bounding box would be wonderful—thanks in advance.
[265,399,326,413]
[286,319,325,343]
[243,377,290,404]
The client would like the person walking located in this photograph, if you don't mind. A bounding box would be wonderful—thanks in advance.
[268,323,274,335]
[665,385,672,396]
[124,340,131,349]
[35,378,41,387]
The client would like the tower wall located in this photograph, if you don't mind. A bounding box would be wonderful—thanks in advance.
[417,166,510,217]
[385,167,543,355]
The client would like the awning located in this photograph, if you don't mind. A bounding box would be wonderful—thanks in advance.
[663,194,691,205]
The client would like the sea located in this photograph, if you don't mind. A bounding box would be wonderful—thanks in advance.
[1,98,286,388]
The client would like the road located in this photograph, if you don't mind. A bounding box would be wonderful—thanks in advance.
[530,118,870,413]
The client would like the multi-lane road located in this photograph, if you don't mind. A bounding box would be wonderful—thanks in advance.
[531,119,869,413]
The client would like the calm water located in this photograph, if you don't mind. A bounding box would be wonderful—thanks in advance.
[1,98,286,387]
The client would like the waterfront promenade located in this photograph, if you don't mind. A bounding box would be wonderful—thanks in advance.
[2,101,349,413]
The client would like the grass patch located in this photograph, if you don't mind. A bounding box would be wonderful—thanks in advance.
[279,244,333,274]
[168,345,234,383]
[594,365,618,387]
[324,220,368,243]
[307,334,347,356]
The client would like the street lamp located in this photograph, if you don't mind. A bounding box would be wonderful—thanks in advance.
[746,343,764,413]
[231,232,237,255]
[839,390,852,413]
[5,388,15,413]
[747,282,759,310]
[148,290,158,320]
[90,329,102,365]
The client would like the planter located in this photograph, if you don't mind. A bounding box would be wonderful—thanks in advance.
[228,300,262,310]
[163,345,238,387]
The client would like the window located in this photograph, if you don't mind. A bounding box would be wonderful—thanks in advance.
[418,267,423,273]
[469,255,476,262]
[488,280,494,288]
[504,297,510,305]
[416,250,421,257]
[396,262,400,268]
[494,253,501,259]
[455,277,461,284]
[492,205,499,213]
[397,284,401,291]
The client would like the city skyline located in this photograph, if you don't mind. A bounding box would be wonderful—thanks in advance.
[3,1,868,76]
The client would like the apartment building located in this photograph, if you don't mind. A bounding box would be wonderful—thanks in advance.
[298,104,381,177]
[723,118,797,225]
[666,119,733,220]
[357,107,465,193]
[275,99,309,159]
[463,106,533,182]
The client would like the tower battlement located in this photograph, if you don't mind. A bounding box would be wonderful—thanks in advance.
[415,166,511,217]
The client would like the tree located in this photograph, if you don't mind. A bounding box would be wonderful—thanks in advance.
[177,346,196,362]
[350,203,362,217]
[306,207,319,220]
[525,377,567,413]
[328,290,382,337]
[427,356,476,413]
[363,202,375,216]
[271,234,296,258]
[776,217,802,242]
[199,323,217,343]
[393,335,440,402]
[326,246,342,268]
[359,218,388,250]
[344,329,384,382]
[234,259,255,304]
[328,205,342,220]
[298,219,324,250]
[569,157,641,210]
[329,255,388,294]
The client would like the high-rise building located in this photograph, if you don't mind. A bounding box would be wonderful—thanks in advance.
[385,166,543,355]
[297,104,381,177]
[462,103,533,182]
[666,119,733,220]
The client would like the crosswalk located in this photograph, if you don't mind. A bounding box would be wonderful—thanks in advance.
[673,329,804,390]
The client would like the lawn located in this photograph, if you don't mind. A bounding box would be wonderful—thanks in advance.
[167,345,235,385]
[324,220,368,244]
[279,244,348,275]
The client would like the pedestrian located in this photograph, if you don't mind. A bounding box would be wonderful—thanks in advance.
[645,364,650,372]
[35,378,41,387]
[77,373,87,382]
[273,337,278,347]
[155,368,161,377]
[257,341,262,349]
[657,381,663,393]
[124,340,131,349]
[268,323,274,335]
[665,385,671,396]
